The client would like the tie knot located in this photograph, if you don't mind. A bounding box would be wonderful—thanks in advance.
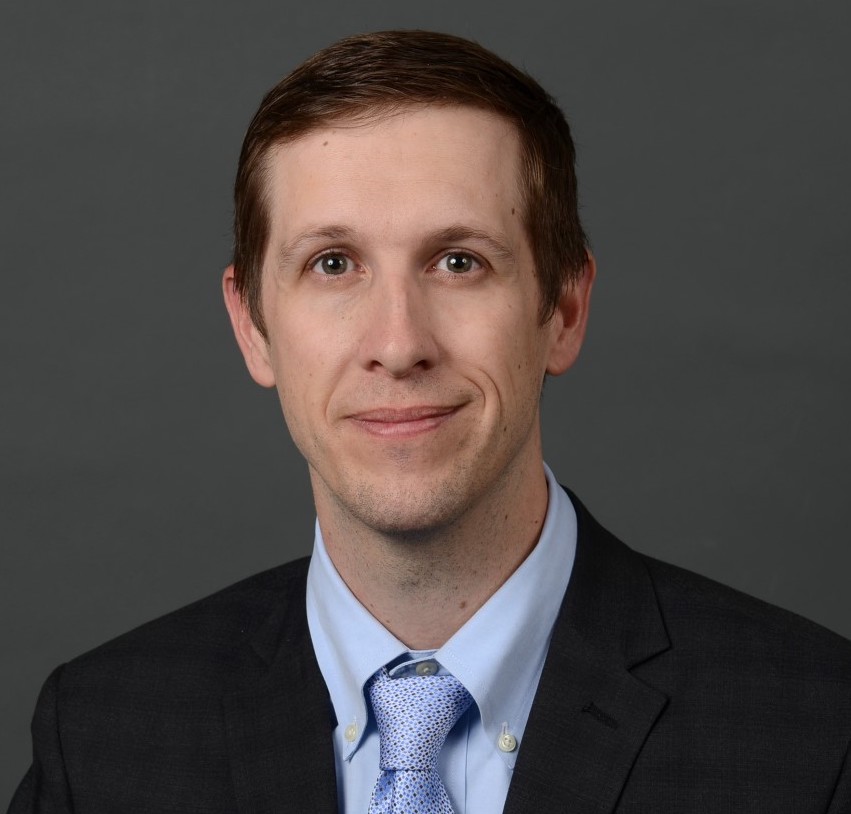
[368,668,473,772]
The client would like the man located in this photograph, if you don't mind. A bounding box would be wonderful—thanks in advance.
[9,30,851,814]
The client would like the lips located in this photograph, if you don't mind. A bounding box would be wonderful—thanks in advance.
[350,405,457,422]
[347,404,461,438]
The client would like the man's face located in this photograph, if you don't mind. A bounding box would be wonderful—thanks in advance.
[225,106,592,536]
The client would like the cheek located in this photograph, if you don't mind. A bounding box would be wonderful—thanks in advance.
[266,322,340,432]
[453,310,548,407]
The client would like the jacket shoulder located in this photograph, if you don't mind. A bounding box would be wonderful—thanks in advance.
[640,552,851,684]
[60,557,311,692]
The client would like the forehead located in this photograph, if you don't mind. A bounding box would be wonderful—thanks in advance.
[264,106,525,241]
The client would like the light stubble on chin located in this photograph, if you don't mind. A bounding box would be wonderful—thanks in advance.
[323,462,481,543]
[314,438,534,546]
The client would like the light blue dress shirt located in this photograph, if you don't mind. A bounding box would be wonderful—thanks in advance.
[306,464,577,814]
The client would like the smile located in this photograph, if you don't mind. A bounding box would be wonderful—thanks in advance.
[348,405,461,439]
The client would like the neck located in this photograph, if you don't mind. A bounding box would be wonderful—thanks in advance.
[314,457,550,650]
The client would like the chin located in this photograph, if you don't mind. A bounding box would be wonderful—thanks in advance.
[341,478,475,539]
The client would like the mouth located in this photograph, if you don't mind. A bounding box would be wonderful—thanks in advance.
[347,405,461,439]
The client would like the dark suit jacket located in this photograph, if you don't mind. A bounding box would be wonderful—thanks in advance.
[9,493,851,813]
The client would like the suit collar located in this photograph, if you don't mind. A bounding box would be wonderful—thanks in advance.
[504,490,671,814]
[558,489,671,669]
[223,559,339,813]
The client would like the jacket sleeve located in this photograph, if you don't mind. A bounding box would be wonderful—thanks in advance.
[7,666,73,814]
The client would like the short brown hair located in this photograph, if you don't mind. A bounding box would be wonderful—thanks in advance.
[232,30,588,336]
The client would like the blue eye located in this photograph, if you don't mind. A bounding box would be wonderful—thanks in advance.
[436,252,479,273]
[315,254,349,275]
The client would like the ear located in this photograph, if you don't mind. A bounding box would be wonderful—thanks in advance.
[545,251,596,376]
[222,265,276,388]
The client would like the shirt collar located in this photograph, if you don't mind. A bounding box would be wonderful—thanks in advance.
[306,526,406,757]
[306,463,576,765]
[435,464,575,764]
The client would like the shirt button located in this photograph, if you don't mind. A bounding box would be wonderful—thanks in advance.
[497,732,517,752]
[416,661,439,676]
[344,723,358,742]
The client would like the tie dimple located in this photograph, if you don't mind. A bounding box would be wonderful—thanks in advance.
[367,667,472,813]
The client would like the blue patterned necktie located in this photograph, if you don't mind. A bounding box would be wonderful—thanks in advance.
[367,667,473,813]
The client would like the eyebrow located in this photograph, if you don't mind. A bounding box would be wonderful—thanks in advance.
[276,226,357,270]
[423,226,516,264]
[275,223,517,270]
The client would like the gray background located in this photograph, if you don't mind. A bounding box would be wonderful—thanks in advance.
[2,0,849,802]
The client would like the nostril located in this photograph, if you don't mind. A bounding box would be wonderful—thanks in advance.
[361,298,439,377]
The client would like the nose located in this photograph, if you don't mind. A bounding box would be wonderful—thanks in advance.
[359,276,438,377]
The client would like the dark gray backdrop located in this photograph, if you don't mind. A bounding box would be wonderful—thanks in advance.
[2,0,849,802]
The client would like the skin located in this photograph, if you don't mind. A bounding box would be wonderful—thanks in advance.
[224,106,595,648]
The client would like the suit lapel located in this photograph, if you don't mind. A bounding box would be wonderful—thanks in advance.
[223,565,338,813]
[504,493,671,814]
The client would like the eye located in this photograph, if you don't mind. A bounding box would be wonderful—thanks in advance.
[434,252,481,274]
[311,253,350,275]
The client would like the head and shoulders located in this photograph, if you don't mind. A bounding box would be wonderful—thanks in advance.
[53,29,850,699]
